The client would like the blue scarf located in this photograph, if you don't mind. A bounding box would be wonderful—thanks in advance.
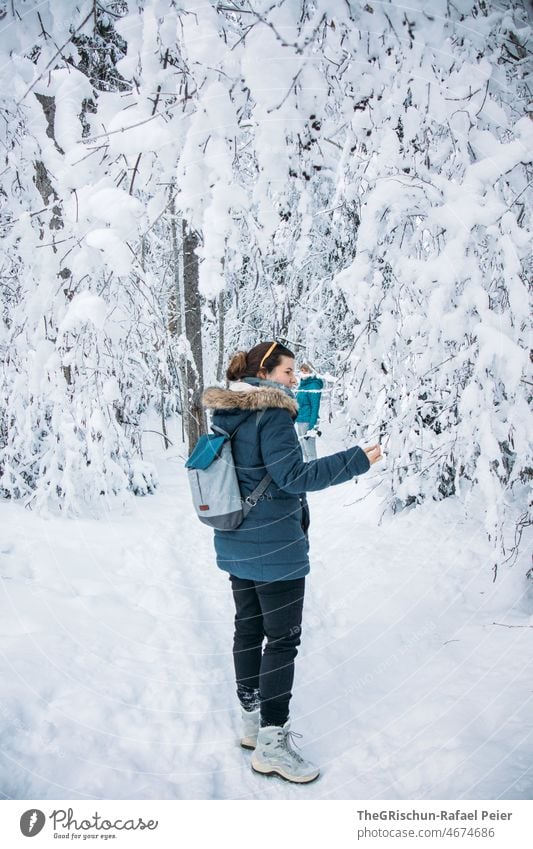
[242,376,297,401]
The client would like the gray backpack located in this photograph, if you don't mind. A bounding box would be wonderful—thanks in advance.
[185,416,271,530]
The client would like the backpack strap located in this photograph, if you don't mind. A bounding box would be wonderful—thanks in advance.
[241,472,272,515]
[211,411,253,440]
[210,416,272,512]
[211,424,231,438]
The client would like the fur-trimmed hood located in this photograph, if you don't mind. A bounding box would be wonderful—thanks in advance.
[202,385,298,417]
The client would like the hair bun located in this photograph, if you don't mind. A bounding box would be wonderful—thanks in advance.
[226,350,248,382]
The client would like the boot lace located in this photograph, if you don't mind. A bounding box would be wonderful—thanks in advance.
[279,728,306,764]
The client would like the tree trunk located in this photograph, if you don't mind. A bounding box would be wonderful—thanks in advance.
[182,219,206,451]
[216,289,225,383]
[168,194,187,442]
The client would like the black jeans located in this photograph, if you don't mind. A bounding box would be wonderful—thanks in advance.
[229,575,306,727]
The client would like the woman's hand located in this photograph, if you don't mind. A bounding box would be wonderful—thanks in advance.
[363,444,383,465]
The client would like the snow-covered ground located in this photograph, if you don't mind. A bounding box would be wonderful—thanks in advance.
[1,419,532,800]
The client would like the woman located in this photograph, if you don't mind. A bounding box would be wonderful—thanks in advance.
[295,362,324,462]
[202,341,382,784]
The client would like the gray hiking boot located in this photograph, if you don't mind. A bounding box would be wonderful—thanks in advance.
[240,706,260,750]
[251,720,320,783]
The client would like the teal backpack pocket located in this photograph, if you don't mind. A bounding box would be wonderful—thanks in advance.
[185,434,226,470]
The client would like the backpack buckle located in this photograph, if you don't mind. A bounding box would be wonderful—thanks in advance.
[245,495,257,507]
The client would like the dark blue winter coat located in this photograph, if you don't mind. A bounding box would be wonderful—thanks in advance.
[202,378,370,582]
[295,375,323,429]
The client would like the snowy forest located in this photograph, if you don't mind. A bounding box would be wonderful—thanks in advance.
[1,0,531,566]
[0,0,532,803]
[1,0,531,573]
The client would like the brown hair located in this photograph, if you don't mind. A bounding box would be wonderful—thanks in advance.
[226,342,295,382]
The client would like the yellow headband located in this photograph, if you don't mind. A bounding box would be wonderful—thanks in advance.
[259,341,277,370]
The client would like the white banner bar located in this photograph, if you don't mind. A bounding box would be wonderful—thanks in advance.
[1,799,531,848]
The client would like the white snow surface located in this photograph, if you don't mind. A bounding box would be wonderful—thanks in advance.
[0,419,531,800]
